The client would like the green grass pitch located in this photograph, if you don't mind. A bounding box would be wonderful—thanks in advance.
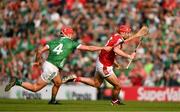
[0,99,180,112]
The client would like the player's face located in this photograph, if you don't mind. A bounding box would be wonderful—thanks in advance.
[120,32,131,39]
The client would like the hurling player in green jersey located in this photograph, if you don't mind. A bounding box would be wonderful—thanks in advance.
[5,26,111,104]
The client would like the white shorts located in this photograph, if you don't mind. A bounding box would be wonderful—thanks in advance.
[41,61,59,83]
[95,58,114,78]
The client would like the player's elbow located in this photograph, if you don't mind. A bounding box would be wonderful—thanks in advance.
[31,86,40,92]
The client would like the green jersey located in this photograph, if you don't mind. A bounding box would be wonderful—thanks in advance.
[46,37,80,68]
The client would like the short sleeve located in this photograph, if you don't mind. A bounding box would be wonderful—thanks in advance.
[112,34,124,46]
[72,41,80,49]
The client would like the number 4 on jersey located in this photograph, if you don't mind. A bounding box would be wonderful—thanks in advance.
[53,44,63,55]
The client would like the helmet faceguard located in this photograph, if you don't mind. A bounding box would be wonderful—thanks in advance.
[118,25,131,33]
[118,25,132,40]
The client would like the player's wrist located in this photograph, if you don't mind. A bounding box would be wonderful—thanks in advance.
[102,47,106,50]
[128,55,131,59]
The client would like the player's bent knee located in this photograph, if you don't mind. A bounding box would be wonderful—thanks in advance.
[33,89,39,92]
[94,84,100,88]
[54,81,61,87]
[32,86,39,92]
[94,82,101,88]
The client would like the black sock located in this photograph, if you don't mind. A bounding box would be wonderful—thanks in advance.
[51,95,56,101]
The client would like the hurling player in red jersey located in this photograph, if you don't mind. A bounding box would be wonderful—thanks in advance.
[63,25,136,105]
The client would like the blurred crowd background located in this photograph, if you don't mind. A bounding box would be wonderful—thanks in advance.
[0,0,179,88]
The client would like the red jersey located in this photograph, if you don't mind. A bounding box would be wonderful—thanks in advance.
[99,33,124,66]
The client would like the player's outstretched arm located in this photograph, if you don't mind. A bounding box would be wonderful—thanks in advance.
[77,44,112,52]
[34,45,49,65]
[114,46,135,59]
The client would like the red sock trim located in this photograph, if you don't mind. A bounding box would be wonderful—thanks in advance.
[75,77,81,82]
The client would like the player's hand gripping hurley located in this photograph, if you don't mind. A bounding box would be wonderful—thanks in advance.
[126,37,143,69]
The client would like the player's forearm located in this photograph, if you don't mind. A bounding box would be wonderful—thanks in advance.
[114,48,131,59]
[79,45,104,51]
[88,46,104,51]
